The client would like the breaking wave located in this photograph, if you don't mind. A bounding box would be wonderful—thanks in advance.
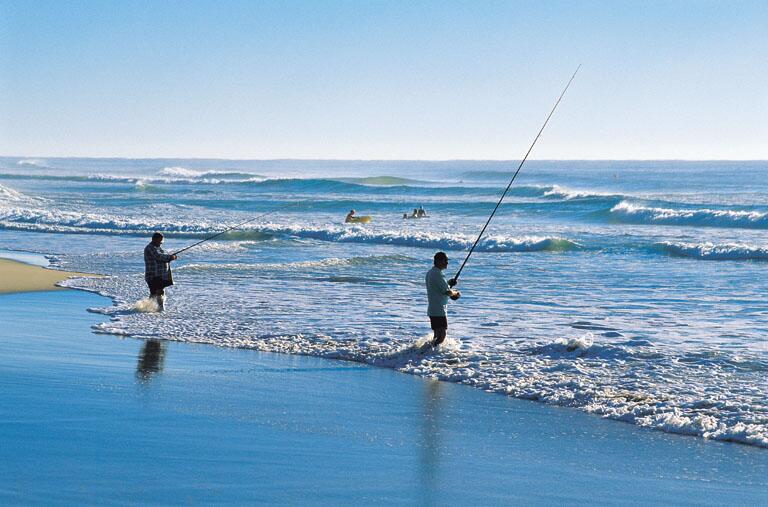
[655,242,768,261]
[16,158,47,167]
[609,201,768,229]
[251,224,581,252]
[0,207,580,253]
[0,183,41,203]
[0,169,628,204]
[158,166,264,180]
[0,183,28,202]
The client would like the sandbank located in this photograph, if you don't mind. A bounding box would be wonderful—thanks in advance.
[0,258,96,294]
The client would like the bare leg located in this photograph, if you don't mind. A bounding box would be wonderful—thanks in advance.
[150,287,165,311]
[432,327,447,346]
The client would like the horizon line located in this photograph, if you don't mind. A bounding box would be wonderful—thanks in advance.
[2,154,767,163]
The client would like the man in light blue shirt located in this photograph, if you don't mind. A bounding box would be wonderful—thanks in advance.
[426,251,460,346]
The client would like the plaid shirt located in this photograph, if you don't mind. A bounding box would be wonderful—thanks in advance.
[144,243,173,282]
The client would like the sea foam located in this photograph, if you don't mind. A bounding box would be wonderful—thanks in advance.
[610,201,768,229]
[60,256,768,450]
[656,241,768,261]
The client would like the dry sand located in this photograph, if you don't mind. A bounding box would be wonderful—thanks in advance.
[0,259,97,294]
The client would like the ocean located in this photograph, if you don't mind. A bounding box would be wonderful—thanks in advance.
[1,157,766,448]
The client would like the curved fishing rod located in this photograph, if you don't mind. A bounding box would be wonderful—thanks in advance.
[450,65,581,287]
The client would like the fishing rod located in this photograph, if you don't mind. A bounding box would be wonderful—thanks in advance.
[449,65,581,287]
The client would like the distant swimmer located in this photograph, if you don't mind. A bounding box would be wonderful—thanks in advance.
[144,232,177,311]
[345,209,356,223]
[404,206,428,219]
[426,251,460,346]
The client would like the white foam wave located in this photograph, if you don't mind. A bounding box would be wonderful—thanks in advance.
[0,183,28,202]
[254,223,581,253]
[0,183,41,204]
[543,185,620,201]
[657,242,768,261]
[0,206,208,235]
[158,166,265,183]
[0,207,580,253]
[159,166,208,178]
[16,158,45,167]
[610,201,768,229]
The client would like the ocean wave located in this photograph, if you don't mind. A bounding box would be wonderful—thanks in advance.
[541,184,622,201]
[252,224,581,252]
[337,176,429,186]
[16,158,47,167]
[0,206,581,253]
[0,169,624,205]
[655,242,768,261]
[0,171,266,186]
[0,183,42,203]
[0,206,215,237]
[158,166,264,180]
[177,254,416,273]
[609,201,768,229]
[0,170,609,201]
[0,183,28,202]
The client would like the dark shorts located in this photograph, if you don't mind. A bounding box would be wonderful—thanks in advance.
[429,316,448,330]
[147,277,166,296]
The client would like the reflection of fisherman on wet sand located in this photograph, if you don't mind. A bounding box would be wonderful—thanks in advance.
[419,380,442,504]
[136,339,167,381]
[144,232,177,311]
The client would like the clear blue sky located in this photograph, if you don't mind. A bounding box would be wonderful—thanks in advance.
[1,0,766,159]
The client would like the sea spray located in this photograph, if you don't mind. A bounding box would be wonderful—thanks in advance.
[133,298,161,313]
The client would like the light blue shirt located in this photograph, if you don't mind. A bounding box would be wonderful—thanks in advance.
[426,266,450,316]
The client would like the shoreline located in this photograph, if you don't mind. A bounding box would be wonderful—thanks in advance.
[1,289,766,504]
[0,258,98,294]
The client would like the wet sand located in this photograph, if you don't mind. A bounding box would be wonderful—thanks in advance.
[0,258,96,294]
[1,289,766,505]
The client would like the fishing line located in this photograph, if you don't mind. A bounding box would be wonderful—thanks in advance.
[450,65,581,286]
[171,200,306,255]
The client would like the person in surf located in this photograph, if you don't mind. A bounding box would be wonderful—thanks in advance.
[345,209,356,223]
[426,251,460,346]
[144,232,177,311]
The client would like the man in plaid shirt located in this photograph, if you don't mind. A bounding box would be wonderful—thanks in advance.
[144,232,177,311]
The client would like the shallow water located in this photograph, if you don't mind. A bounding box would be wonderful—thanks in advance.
[3,290,767,505]
[1,156,766,448]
